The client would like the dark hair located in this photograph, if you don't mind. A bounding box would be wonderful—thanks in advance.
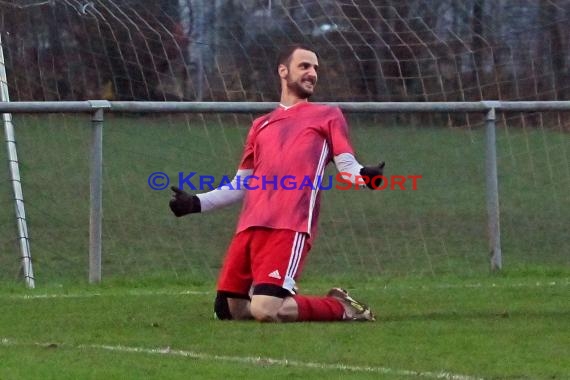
[276,44,318,69]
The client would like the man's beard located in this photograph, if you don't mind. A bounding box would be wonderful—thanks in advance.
[286,78,314,99]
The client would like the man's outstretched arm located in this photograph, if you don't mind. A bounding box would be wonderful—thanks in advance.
[169,169,252,217]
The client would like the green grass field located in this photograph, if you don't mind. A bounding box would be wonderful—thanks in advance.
[0,114,569,378]
[1,274,568,379]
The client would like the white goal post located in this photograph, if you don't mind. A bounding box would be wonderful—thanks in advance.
[0,35,34,289]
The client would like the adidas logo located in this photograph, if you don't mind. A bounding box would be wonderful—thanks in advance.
[268,270,282,280]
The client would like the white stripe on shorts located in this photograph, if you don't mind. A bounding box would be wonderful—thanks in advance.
[283,232,306,291]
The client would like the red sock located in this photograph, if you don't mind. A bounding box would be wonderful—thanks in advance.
[293,295,345,321]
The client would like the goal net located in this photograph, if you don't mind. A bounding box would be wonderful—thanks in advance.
[1,0,568,284]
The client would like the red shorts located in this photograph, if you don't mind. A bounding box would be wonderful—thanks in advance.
[217,227,311,296]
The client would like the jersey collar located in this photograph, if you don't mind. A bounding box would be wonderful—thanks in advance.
[279,101,310,111]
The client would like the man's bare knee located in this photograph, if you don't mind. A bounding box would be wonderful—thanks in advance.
[251,309,279,322]
[250,295,283,322]
[250,302,279,322]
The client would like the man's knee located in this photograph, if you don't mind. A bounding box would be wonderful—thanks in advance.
[214,291,250,320]
[250,284,294,323]
[249,299,280,322]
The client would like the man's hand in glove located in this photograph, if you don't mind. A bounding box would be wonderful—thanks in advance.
[359,161,386,190]
[169,186,201,217]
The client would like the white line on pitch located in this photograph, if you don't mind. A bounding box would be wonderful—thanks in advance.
[3,289,211,300]
[0,338,484,380]
[374,280,570,291]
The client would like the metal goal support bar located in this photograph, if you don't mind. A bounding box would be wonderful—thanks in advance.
[2,100,569,284]
[1,100,570,113]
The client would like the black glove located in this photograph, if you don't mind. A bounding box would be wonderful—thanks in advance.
[169,186,201,217]
[359,161,386,190]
